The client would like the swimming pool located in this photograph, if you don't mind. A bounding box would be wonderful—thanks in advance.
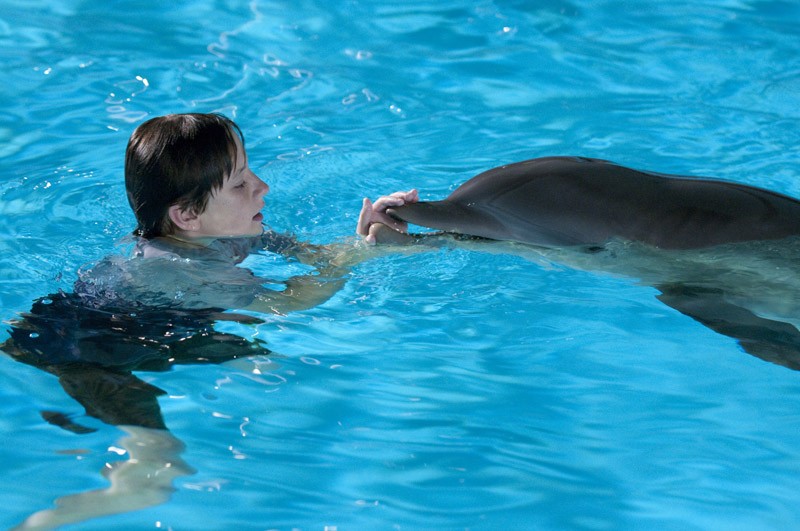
[2,0,800,528]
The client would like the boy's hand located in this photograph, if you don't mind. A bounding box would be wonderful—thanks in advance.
[356,189,418,244]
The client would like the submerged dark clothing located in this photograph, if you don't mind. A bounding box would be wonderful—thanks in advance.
[2,231,299,429]
[5,292,265,371]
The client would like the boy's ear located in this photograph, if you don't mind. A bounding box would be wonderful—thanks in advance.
[168,204,199,231]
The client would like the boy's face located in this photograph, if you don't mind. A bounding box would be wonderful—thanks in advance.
[191,135,270,238]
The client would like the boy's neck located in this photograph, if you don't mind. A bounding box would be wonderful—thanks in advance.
[162,232,217,248]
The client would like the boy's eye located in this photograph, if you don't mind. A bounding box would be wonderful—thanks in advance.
[234,181,246,189]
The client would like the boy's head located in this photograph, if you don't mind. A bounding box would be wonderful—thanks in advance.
[125,113,245,238]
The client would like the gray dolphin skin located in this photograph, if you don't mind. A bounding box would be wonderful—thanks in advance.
[386,156,800,371]
[387,156,800,249]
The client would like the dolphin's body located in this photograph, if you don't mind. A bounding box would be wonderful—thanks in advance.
[387,156,800,371]
[388,157,800,249]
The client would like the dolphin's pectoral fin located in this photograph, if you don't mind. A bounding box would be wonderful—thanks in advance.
[656,283,800,371]
[55,365,168,430]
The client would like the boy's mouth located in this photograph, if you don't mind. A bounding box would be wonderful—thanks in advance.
[253,212,264,222]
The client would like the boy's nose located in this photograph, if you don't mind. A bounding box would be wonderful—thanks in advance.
[255,176,269,196]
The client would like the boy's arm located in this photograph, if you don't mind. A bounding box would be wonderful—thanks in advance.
[244,263,348,315]
[246,188,424,315]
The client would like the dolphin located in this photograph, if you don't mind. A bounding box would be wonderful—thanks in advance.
[385,156,800,371]
[386,156,800,249]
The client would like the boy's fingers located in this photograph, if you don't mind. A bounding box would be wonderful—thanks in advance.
[356,197,373,235]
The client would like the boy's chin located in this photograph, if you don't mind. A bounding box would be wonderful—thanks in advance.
[242,223,265,237]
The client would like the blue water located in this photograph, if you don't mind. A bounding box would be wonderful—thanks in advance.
[2,0,800,528]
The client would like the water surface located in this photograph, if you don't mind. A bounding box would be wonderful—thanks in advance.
[2,0,800,529]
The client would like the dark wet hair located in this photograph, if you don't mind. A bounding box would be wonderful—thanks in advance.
[125,113,244,238]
